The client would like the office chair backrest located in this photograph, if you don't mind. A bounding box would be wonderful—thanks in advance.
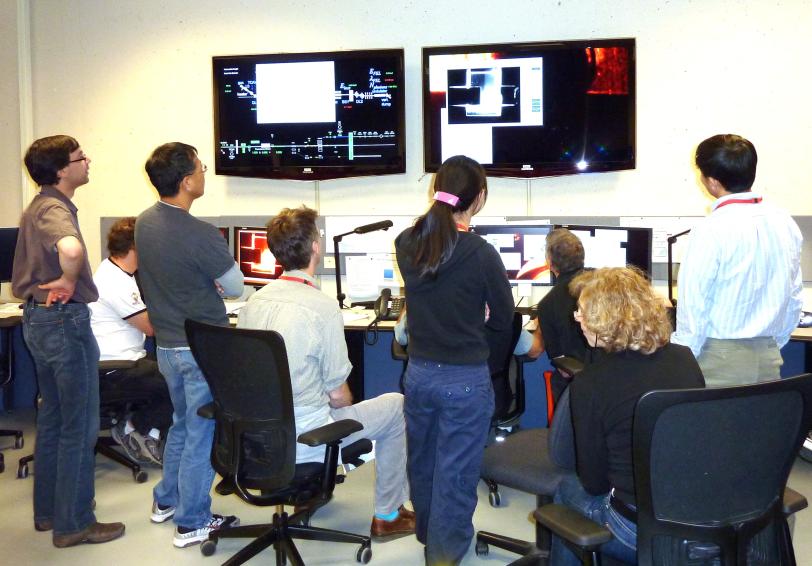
[547,385,575,471]
[633,373,812,565]
[185,319,297,492]
[490,311,524,421]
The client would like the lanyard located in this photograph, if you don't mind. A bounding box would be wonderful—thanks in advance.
[715,196,762,210]
[456,222,469,232]
[278,275,315,287]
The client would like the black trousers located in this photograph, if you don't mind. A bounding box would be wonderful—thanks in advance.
[99,357,173,435]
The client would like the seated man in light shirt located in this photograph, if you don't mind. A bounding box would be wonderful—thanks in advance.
[238,206,415,542]
[90,217,172,465]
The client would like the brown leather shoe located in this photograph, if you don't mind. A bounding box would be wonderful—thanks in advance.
[35,519,53,532]
[370,507,416,542]
[53,521,125,548]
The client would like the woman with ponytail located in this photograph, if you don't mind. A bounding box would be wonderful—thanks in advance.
[395,155,513,566]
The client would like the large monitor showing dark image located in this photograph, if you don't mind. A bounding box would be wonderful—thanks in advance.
[213,49,406,180]
[423,38,636,178]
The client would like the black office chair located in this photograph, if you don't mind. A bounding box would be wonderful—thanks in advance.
[185,319,372,566]
[475,386,578,565]
[0,317,24,474]
[17,360,152,482]
[490,312,527,437]
[535,373,812,565]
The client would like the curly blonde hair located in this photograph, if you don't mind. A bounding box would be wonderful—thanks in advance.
[569,267,672,354]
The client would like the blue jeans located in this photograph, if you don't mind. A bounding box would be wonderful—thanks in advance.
[404,358,493,566]
[23,301,100,535]
[153,347,216,529]
[551,475,637,565]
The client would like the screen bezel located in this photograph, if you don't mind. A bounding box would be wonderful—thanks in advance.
[212,48,407,181]
[422,38,636,178]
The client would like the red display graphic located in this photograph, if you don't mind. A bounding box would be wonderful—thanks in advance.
[235,228,283,285]
[586,47,629,95]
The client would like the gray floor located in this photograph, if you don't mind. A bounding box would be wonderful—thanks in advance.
[1,408,811,565]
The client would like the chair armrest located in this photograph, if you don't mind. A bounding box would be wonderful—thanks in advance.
[197,402,215,419]
[534,504,613,550]
[551,356,585,376]
[342,438,373,467]
[391,339,408,361]
[784,487,808,515]
[297,418,363,447]
[98,359,138,371]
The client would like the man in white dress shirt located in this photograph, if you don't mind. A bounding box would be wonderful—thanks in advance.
[672,134,803,386]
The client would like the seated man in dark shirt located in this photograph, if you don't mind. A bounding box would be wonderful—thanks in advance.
[535,228,596,401]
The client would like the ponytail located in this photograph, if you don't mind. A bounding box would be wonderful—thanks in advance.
[410,155,487,278]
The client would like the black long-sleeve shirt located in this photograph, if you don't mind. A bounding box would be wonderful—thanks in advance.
[570,343,705,505]
[395,228,514,365]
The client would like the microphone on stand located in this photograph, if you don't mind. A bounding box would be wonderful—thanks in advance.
[333,220,395,308]
[353,220,394,234]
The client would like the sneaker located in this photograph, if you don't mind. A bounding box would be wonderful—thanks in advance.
[132,433,164,466]
[173,514,239,548]
[111,423,151,465]
[151,501,176,524]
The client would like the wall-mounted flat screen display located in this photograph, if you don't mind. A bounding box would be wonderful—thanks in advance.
[423,38,635,178]
[213,49,406,180]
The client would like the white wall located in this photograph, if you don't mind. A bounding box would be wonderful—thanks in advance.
[0,0,23,226]
[9,0,812,267]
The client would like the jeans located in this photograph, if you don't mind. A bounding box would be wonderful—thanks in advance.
[23,301,100,536]
[550,475,637,565]
[153,347,216,529]
[404,357,493,566]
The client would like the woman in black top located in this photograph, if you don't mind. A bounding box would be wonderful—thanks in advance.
[551,267,705,566]
[395,155,513,566]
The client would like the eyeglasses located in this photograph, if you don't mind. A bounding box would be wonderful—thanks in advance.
[69,156,89,163]
[187,164,208,176]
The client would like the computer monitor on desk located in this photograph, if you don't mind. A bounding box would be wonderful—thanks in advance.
[470,224,553,285]
[344,253,404,302]
[554,224,653,277]
[234,226,283,287]
[0,228,19,284]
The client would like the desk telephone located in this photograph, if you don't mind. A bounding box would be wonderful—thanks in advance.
[373,288,404,321]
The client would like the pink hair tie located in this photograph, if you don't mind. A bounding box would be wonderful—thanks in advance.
[434,191,460,207]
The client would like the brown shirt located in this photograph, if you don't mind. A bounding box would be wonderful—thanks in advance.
[11,185,98,303]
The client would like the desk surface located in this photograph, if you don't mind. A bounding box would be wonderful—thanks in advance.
[0,302,23,326]
[791,327,812,342]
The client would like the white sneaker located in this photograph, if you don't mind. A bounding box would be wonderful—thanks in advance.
[173,514,239,548]
[151,501,176,523]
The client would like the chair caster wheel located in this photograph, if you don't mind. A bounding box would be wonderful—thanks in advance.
[0,460,4,474]
[17,463,29,479]
[201,539,217,556]
[134,470,148,483]
[15,434,24,449]
[357,543,372,563]
[488,490,501,507]
[475,539,489,556]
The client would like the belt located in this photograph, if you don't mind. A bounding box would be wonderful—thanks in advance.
[27,297,79,306]
[609,494,637,522]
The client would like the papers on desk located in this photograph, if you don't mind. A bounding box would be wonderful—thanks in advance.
[342,310,371,325]
[0,302,24,318]
[224,301,247,315]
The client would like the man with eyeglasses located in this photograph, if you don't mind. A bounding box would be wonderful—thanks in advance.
[12,135,125,547]
[135,142,244,549]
